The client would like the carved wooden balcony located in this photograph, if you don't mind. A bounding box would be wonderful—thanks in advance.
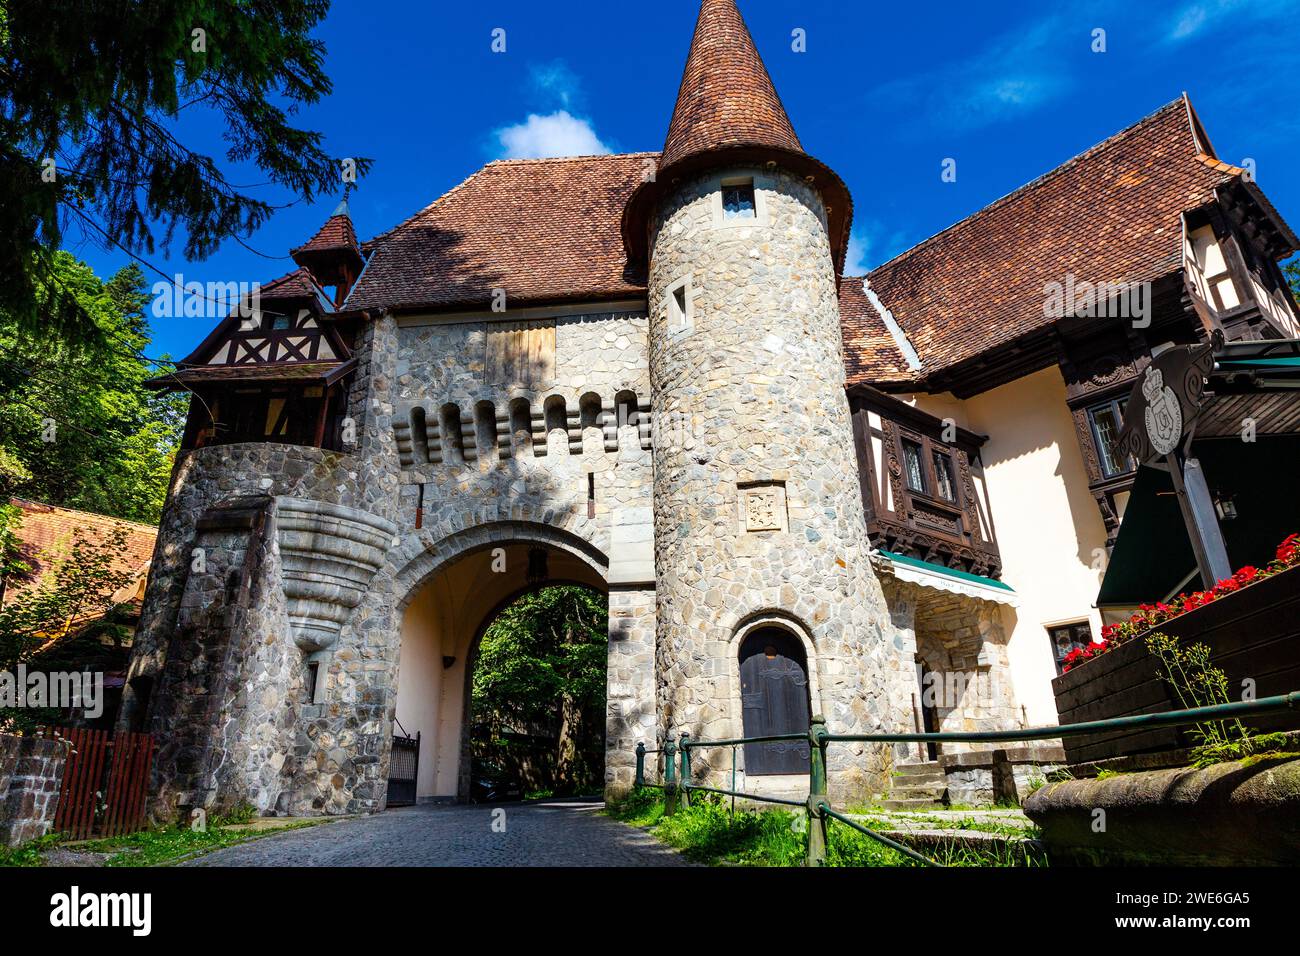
[848,385,1002,579]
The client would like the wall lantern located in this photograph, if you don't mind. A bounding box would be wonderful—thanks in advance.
[526,547,550,587]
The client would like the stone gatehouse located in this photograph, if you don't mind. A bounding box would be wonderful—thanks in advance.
[119,0,1048,818]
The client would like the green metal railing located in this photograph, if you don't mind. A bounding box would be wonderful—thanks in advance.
[631,691,1300,867]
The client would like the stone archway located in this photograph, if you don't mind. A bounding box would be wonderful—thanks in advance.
[389,523,615,802]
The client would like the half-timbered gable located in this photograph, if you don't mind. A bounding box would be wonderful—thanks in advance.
[147,213,363,452]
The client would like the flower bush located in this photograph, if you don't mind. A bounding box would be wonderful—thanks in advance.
[1062,532,1300,673]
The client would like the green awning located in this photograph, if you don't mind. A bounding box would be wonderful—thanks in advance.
[873,550,1017,606]
[1097,434,1300,607]
[1217,357,1300,368]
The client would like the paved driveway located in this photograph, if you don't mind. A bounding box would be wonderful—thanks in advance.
[187,798,690,867]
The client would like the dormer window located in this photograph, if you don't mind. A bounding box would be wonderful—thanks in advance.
[270,315,291,331]
[722,180,756,219]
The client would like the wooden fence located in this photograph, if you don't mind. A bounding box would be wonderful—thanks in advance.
[52,727,156,840]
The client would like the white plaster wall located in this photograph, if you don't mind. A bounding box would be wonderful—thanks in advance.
[907,366,1111,726]
[395,584,452,799]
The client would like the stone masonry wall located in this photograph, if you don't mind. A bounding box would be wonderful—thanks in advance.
[124,305,661,817]
[647,166,901,802]
[0,732,67,847]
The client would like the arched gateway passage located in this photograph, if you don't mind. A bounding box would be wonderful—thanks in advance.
[392,535,608,803]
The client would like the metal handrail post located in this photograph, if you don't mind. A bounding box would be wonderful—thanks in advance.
[806,715,829,867]
[635,741,646,788]
[664,736,678,816]
[679,733,692,808]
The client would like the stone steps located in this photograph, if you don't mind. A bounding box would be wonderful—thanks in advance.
[880,761,947,810]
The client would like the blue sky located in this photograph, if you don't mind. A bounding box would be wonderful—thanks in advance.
[66,0,1300,361]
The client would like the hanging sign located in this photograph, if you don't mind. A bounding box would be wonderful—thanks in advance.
[1114,338,1217,466]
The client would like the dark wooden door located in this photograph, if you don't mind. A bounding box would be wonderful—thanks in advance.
[740,629,810,775]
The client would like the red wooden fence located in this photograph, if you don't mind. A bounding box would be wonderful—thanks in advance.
[52,727,155,840]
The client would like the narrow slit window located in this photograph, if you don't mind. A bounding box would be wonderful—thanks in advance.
[722,181,756,219]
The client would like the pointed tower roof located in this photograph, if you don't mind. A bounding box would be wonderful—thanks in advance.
[622,0,852,274]
[291,199,362,264]
[659,0,802,170]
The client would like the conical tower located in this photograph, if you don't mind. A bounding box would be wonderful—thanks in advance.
[291,195,365,307]
[631,0,894,801]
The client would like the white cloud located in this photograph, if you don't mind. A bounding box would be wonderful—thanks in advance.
[844,230,871,276]
[843,223,912,276]
[494,111,612,160]
[530,61,581,111]
[1170,5,1210,39]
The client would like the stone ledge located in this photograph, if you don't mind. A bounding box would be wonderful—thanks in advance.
[1024,754,1300,865]
[940,745,1065,770]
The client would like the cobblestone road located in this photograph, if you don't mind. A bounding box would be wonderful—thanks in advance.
[187,798,690,867]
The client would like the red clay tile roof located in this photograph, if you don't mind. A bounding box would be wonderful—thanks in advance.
[838,278,917,387]
[3,499,156,610]
[844,99,1243,387]
[345,153,658,313]
[292,212,361,260]
[621,0,853,274]
[660,0,802,171]
[259,267,329,302]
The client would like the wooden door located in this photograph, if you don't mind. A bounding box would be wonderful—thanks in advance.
[739,629,811,775]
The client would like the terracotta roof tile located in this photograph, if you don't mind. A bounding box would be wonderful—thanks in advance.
[259,267,329,302]
[3,498,156,609]
[292,212,361,259]
[345,153,657,313]
[844,99,1240,386]
[837,278,918,387]
[660,0,802,171]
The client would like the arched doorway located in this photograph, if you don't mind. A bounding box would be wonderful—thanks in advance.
[738,627,811,775]
[468,583,607,800]
[392,539,607,802]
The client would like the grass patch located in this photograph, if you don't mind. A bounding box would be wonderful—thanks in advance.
[0,815,331,868]
[605,788,1045,867]
[0,832,62,867]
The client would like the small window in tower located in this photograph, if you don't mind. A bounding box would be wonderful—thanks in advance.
[270,315,291,330]
[665,276,693,334]
[722,181,756,219]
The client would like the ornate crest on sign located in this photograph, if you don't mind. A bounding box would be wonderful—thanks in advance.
[1113,336,1219,466]
[1141,366,1182,456]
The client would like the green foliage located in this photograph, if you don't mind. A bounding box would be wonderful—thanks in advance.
[212,802,258,827]
[471,585,607,794]
[78,818,324,867]
[1285,259,1300,306]
[0,252,185,523]
[0,519,134,730]
[0,0,368,345]
[1145,631,1255,760]
[605,790,1045,867]
[0,831,62,866]
[1192,732,1294,769]
[0,817,328,868]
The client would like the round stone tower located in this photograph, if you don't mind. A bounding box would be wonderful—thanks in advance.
[623,0,896,800]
